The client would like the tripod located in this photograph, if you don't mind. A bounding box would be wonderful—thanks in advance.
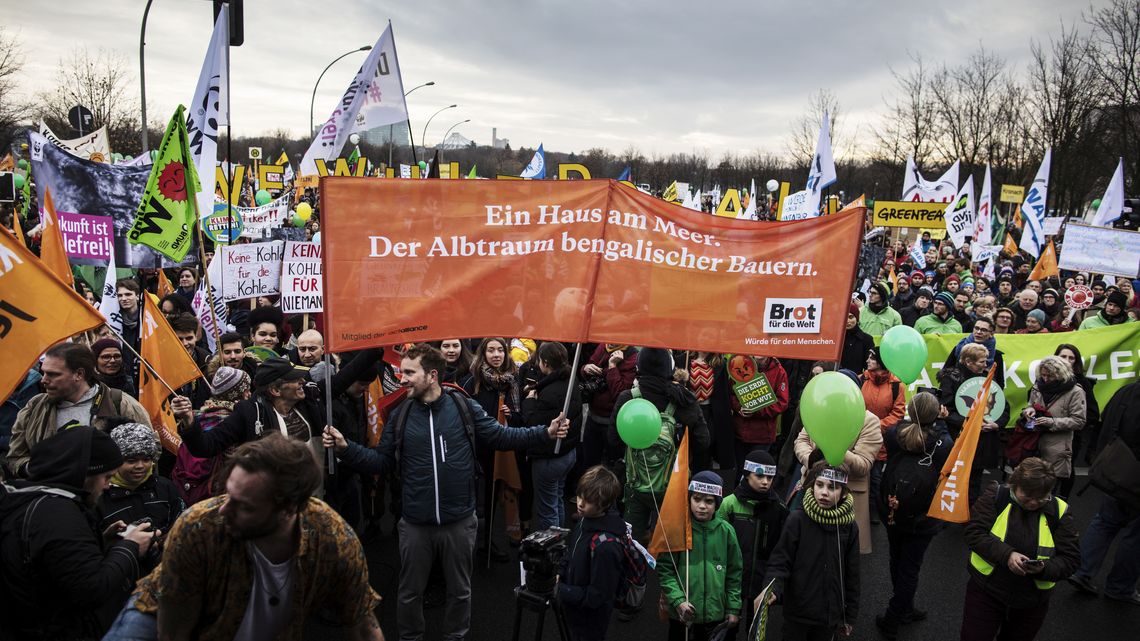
[510,585,571,641]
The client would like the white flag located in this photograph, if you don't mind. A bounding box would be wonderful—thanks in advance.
[908,240,927,269]
[186,5,229,222]
[192,251,228,353]
[99,251,122,334]
[1091,158,1125,227]
[971,243,1002,264]
[301,23,409,176]
[974,164,993,245]
[688,190,703,211]
[743,179,757,219]
[945,175,975,248]
[1019,149,1052,257]
[39,121,113,163]
[807,111,837,195]
[983,256,996,280]
[902,157,960,203]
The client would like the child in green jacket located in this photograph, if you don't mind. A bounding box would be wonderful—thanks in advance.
[717,449,788,640]
[658,471,743,641]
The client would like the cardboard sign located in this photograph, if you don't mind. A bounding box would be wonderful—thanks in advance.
[1058,223,1140,278]
[220,241,284,301]
[201,204,244,244]
[999,184,1025,204]
[872,201,946,228]
[1043,217,1065,236]
[280,241,324,312]
[780,189,816,221]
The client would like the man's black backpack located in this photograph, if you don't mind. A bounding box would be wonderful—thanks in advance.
[387,385,478,478]
[877,440,942,527]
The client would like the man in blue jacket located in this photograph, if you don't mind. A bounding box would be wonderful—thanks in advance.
[324,343,569,641]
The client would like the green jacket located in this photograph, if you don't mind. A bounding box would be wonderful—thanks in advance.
[914,313,962,335]
[658,515,743,624]
[859,306,902,337]
[1078,312,1133,330]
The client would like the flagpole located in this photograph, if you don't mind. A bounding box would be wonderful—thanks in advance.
[104,321,180,397]
[554,342,584,455]
[323,351,337,475]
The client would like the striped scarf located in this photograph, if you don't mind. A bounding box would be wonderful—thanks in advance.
[802,491,855,526]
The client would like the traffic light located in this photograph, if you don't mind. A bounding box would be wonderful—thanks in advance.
[213,0,244,47]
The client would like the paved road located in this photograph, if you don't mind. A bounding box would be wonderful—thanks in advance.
[313,477,1138,641]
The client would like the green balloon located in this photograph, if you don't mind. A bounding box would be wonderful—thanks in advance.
[291,212,306,228]
[879,325,928,385]
[255,189,272,206]
[150,149,158,161]
[16,159,29,170]
[418,161,428,171]
[1091,198,1102,210]
[616,398,663,449]
[800,372,866,466]
[13,174,25,190]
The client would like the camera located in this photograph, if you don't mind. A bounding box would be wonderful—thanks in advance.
[579,376,608,403]
[519,526,569,596]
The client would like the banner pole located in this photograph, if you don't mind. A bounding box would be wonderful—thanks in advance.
[105,322,180,397]
[324,351,336,476]
[554,342,584,455]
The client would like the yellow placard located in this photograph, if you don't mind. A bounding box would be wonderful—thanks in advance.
[872,200,946,228]
[1000,184,1025,204]
[294,174,319,188]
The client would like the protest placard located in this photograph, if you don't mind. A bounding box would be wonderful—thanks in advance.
[1058,223,1140,278]
[221,241,284,301]
[281,241,323,313]
[57,212,113,264]
[872,201,947,228]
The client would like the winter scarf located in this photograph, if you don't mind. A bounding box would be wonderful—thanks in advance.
[802,491,855,527]
[733,482,775,504]
[953,334,997,367]
[111,465,154,491]
[1037,376,1078,405]
[479,364,520,410]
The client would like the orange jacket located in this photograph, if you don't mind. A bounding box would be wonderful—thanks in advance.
[861,369,907,461]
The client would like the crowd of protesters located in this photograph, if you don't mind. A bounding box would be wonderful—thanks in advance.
[2,197,1140,641]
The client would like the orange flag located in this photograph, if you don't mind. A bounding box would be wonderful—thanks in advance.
[40,190,74,287]
[139,294,202,454]
[1003,232,1019,255]
[493,392,523,491]
[927,364,996,523]
[4,217,26,248]
[365,382,407,448]
[1028,240,1059,280]
[156,269,176,299]
[648,430,692,557]
[0,228,104,400]
[1012,204,1023,229]
[888,263,898,293]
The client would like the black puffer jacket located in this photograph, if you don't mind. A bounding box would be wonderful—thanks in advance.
[557,508,626,641]
[763,509,860,628]
[96,474,185,573]
[0,428,143,640]
[520,369,581,458]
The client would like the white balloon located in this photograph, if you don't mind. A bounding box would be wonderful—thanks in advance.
[766,179,780,192]
[349,133,360,145]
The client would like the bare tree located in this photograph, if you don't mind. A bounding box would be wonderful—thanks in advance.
[873,53,938,167]
[33,47,140,154]
[928,46,1019,170]
[785,89,846,166]
[0,28,28,153]
[1086,0,1140,191]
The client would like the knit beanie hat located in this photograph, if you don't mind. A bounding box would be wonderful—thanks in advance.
[1043,288,1059,300]
[848,302,860,317]
[637,347,674,379]
[743,449,777,477]
[688,470,724,506]
[934,291,956,309]
[910,270,925,281]
[1107,290,1129,308]
[90,338,122,359]
[945,273,961,285]
[917,286,935,301]
[872,281,891,301]
[211,366,250,399]
[837,368,862,389]
[110,422,161,462]
[1027,309,1047,324]
[87,429,125,475]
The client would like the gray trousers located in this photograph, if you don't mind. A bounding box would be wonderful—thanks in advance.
[397,513,478,641]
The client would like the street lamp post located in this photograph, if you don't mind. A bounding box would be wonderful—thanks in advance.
[139,0,156,153]
[421,104,457,159]
[394,81,434,168]
[309,46,372,138]
[438,119,471,165]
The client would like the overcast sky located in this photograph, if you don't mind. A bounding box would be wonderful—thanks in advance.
[8,0,1112,160]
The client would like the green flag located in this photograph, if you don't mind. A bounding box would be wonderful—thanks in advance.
[18,171,31,219]
[127,105,201,262]
[348,145,361,167]
[467,164,477,179]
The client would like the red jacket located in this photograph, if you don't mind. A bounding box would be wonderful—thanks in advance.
[861,369,907,461]
[730,358,789,444]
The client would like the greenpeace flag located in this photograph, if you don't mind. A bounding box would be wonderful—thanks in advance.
[806,111,837,213]
[520,144,546,179]
[127,105,201,262]
[1091,158,1125,227]
[1019,149,1052,258]
[902,157,960,203]
[944,175,975,248]
[321,180,865,361]
[186,4,229,228]
[301,23,408,176]
[974,164,993,246]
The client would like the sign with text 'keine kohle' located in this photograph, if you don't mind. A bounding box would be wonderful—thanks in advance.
[320,180,864,360]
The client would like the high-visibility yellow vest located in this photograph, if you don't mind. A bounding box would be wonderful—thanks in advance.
[970,495,1068,590]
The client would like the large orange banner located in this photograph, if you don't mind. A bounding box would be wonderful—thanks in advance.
[322,179,864,360]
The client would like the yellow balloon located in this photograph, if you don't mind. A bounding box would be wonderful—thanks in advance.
[296,202,313,221]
